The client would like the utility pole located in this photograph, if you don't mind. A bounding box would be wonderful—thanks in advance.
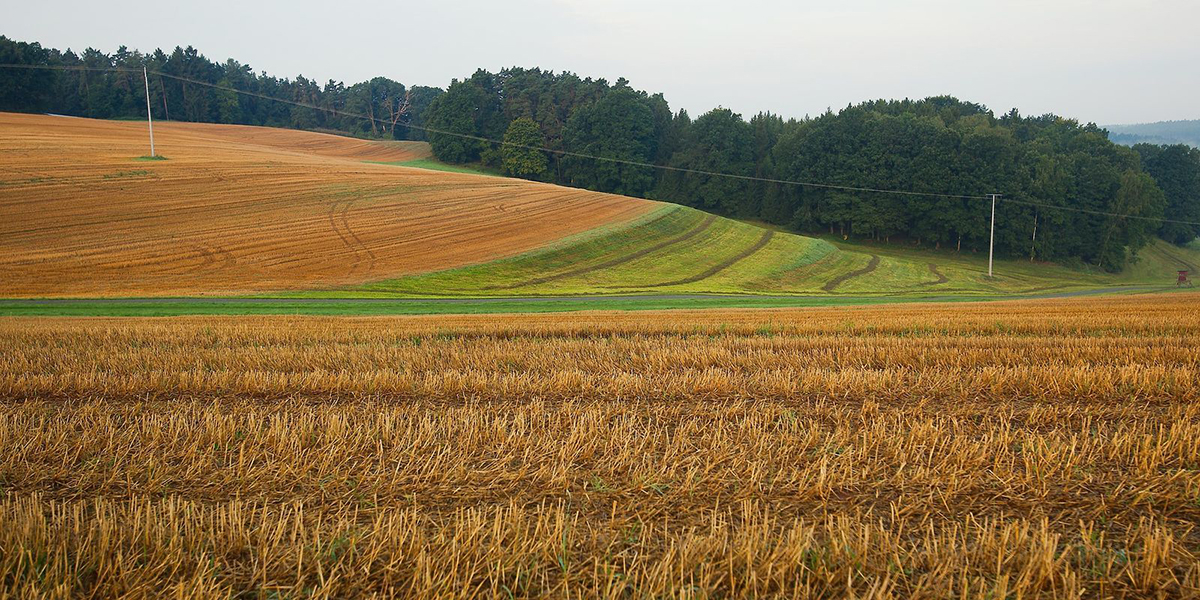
[987,193,1000,278]
[143,66,155,157]
[1030,213,1038,262]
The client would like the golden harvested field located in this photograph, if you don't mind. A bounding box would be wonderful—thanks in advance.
[2,293,1200,598]
[0,112,654,297]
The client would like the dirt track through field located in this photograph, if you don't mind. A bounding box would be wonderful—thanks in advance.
[0,113,655,296]
[919,262,949,286]
[822,253,880,291]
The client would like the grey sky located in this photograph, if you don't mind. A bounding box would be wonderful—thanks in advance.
[5,0,1197,125]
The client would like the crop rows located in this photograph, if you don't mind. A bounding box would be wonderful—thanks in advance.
[0,113,652,297]
[2,294,1199,597]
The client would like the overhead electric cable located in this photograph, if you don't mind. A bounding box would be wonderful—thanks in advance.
[0,63,142,73]
[0,63,989,201]
[996,197,1200,226]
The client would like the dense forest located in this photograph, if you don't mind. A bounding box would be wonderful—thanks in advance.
[424,70,1198,271]
[2,36,1197,271]
[0,36,442,140]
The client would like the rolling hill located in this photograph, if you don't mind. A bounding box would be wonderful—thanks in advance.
[1,112,1196,302]
[0,113,653,296]
[342,206,1199,298]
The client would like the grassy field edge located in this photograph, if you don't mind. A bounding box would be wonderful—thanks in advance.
[0,287,1191,317]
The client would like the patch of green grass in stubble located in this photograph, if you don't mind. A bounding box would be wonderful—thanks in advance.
[102,170,152,180]
[369,158,502,177]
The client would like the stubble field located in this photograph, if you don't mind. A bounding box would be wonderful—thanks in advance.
[0,112,652,297]
[2,293,1199,598]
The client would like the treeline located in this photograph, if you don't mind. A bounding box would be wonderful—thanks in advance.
[425,70,1199,271]
[3,36,1198,271]
[0,36,442,140]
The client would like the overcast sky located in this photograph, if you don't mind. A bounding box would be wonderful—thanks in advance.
[5,0,1197,125]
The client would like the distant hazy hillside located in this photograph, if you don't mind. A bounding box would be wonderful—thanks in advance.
[1106,120,1200,148]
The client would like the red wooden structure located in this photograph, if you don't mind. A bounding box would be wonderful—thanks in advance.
[1179,270,1192,287]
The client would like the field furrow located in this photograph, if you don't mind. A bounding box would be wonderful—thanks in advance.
[0,113,654,296]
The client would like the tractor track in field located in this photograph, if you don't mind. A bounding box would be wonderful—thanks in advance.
[489,214,718,290]
[919,263,949,286]
[823,254,880,292]
[326,200,357,272]
[328,199,376,278]
[341,200,378,274]
[642,230,775,288]
[175,242,231,275]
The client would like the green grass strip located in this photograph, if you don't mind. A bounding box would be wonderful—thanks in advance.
[2,288,1186,317]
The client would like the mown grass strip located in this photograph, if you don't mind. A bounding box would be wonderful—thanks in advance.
[489,215,720,290]
[823,254,881,292]
[642,230,776,288]
[370,158,501,177]
[0,294,988,317]
[359,206,700,295]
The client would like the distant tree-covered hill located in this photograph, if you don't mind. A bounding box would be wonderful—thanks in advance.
[1106,120,1200,148]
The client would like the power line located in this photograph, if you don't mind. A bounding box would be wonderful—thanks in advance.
[3,62,1199,227]
[999,197,1200,226]
[0,63,142,74]
[151,70,990,201]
